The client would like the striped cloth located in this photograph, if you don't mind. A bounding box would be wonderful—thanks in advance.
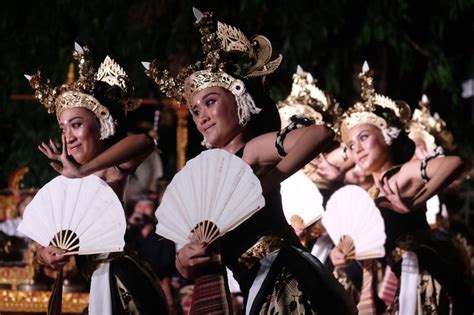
[189,273,232,315]
[357,259,376,315]
[378,265,399,307]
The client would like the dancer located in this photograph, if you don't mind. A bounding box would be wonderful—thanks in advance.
[145,9,357,314]
[26,43,169,315]
[331,62,473,314]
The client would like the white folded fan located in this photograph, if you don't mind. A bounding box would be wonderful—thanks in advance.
[281,170,324,230]
[18,175,126,255]
[156,148,265,246]
[322,185,386,260]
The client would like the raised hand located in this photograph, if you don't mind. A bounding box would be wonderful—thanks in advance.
[175,242,212,279]
[38,138,61,161]
[313,154,343,181]
[36,245,70,270]
[329,247,349,268]
[376,177,410,213]
[38,135,82,178]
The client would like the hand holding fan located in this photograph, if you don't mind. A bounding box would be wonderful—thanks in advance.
[322,185,386,260]
[156,148,265,246]
[280,170,324,231]
[18,175,126,255]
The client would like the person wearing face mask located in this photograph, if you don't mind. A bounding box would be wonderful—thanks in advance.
[26,44,169,315]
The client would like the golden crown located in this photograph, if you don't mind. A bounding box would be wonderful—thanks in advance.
[144,8,282,106]
[278,65,341,127]
[337,61,411,143]
[408,94,455,151]
[25,43,137,139]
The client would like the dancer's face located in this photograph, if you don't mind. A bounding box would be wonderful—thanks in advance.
[346,124,390,173]
[59,107,103,164]
[190,86,241,148]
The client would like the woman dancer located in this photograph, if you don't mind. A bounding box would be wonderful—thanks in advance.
[27,44,169,314]
[145,10,357,315]
[331,63,473,314]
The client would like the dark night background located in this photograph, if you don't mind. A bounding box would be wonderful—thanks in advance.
[1,0,473,195]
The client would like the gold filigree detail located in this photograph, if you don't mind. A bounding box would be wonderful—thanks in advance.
[278,66,340,127]
[27,44,137,140]
[0,289,88,313]
[408,94,455,152]
[217,21,252,54]
[96,56,127,89]
[337,63,411,142]
[55,91,108,119]
[145,9,281,106]
[184,70,244,104]
[237,235,284,269]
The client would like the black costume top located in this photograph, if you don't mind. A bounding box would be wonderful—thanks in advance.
[374,167,474,314]
[220,147,358,315]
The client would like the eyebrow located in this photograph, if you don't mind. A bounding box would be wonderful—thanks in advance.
[202,92,219,99]
[59,116,82,126]
[355,129,370,138]
[191,92,220,109]
[347,128,370,144]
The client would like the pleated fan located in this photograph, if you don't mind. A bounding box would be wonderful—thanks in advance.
[280,170,324,230]
[322,185,386,260]
[18,175,126,255]
[156,148,265,246]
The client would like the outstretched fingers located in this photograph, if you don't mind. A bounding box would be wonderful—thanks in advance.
[49,139,60,155]
[377,177,410,213]
[38,142,58,160]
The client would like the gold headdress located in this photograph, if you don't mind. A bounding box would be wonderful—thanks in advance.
[25,43,137,140]
[144,8,282,126]
[278,65,341,127]
[408,94,455,152]
[338,61,411,143]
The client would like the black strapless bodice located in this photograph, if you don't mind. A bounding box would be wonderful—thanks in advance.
[379,206,430,253]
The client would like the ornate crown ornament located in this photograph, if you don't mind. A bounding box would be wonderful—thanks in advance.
[338,61,411,143]
[144,8,282,126]
[408,94,455,152]
[278,65,341,127]
[25,43,137,140]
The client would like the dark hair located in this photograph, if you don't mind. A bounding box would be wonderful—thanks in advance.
[372,105,415,165]
[391,129,415,165]
[243,79,281,140]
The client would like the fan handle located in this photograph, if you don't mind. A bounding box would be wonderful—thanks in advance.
[337,234,356,260]
[189,220,220,244]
